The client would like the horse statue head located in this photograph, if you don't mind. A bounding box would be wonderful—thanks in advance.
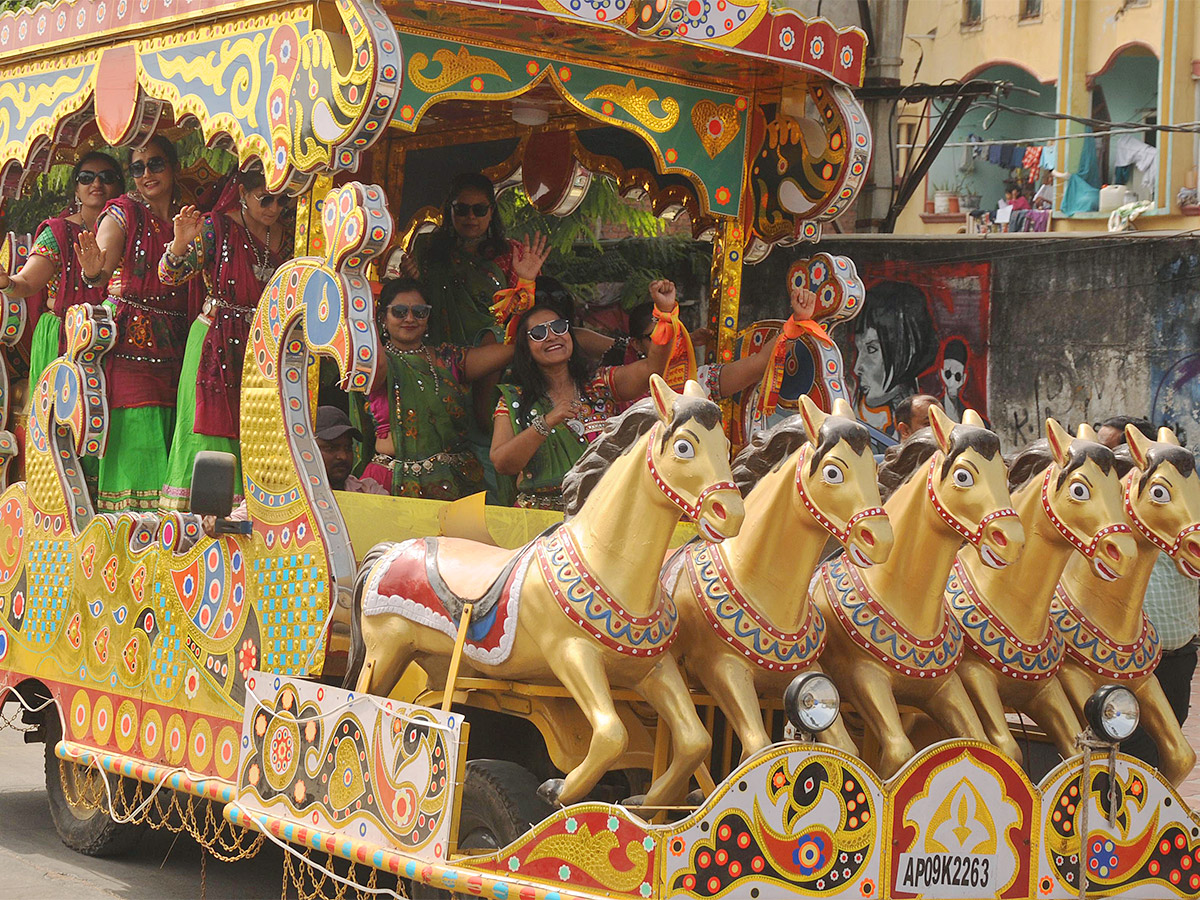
[790,395,892,566]
[1123,425,1200,579]
[1009,418,1136,581]
[644,376,744,542]
[925,405,1024,569]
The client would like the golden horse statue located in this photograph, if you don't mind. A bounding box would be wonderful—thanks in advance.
[947,417,1136,763]
[809,405,1025,778]
[346,379,745,806]
[1053,424,1200,786]
[665,396,892,761]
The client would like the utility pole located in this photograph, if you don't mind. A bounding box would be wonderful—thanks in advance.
[855,0,909,233]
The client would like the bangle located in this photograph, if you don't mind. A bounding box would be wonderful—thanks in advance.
[532,414,551,437]
[164,248,187,267]
[81,270,106,287]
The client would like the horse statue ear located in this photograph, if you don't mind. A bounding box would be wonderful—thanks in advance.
[1126,425,1153,469]
[1076,423,1100,442]
[1045,418,1071,468]
[798,395,827,446]
[831,397,855,420]
[649,373,678,424]
[962,408,986,428]
[928,403,954,454]
[1157,426,1182,446]
[682,379,706,401]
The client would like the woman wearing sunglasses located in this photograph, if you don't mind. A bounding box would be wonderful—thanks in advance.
[0,152,124,392]
[489,280,679,510]
[156,169,292,510]
[359,278,515,500]
[75,135,192,512]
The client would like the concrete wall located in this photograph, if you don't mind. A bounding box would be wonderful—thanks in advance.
[738,234,1200,449]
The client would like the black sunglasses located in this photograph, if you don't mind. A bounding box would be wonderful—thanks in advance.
[451,201,491,218]
[387,303,432,321]
[129,157,168,178]
[75,170,121,186]
[255,193,291,208]
[527,318,570,342]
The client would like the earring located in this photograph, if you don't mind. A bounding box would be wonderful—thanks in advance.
[241,200,249,213]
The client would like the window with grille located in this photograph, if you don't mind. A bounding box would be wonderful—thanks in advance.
[962,0,983,26]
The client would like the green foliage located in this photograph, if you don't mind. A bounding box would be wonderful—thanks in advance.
[497,176,710,313]
[497,176,663,259]
[0,0,46,12]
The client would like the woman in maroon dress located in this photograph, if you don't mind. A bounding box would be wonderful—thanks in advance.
[157,170,291,510]
[76,136,193,512]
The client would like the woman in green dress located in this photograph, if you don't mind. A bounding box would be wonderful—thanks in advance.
[489,280,679,510]
[157,170,291,510]
[0,152,124,389]
[75,136,193,512]
[361,278,516,500]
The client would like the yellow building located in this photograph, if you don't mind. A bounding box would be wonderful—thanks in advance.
[894,0,1196,234]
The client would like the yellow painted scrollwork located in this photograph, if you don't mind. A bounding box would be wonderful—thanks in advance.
[407,46,510,94]
[585,80,680,133]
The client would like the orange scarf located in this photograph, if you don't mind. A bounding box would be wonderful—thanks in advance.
[489,278,537,344]
[755,316,833,418]
[651,305,696,389]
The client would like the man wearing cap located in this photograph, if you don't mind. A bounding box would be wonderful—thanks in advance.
[313,406,388,495]
[207,407,384,534]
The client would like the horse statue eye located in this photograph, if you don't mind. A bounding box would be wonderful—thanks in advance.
[1070,482,1090,501]
[953,467,974,487]
[1150,484,1171,503]
[673,439,695,459]
[822,464,843,484]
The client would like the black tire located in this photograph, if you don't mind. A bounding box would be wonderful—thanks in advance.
[43,713,143,857]
[410,760,552,899]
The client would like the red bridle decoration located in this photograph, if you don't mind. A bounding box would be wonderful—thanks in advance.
[1040,469,1131,559]
[793,443,886,544]
[1122,469,1200,557]
[926,457,1019,547]
[644,424,737,521]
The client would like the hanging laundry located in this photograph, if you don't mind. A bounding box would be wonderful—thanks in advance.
[1023,146,1043,183]
[1113,134,1159,197]
[1041,144,1057,172]
[987,143,1003,165]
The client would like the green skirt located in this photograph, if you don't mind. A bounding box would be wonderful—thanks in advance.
[160,317,241,511]
[97,406,175,513]
[27,312,60,398]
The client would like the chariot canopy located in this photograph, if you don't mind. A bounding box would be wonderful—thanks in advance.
[0,0,871,356]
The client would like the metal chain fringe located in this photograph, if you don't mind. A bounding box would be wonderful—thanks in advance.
[57,758,265,861]
[59,760,411,899]
[282,848,404,900]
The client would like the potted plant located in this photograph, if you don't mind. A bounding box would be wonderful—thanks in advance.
[932,182,956,214]
[959,188,981,211]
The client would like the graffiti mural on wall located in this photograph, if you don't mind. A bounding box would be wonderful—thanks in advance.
[843,260,991,443]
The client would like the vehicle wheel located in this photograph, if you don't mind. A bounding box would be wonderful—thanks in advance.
[410,760,552,899]
[43,714,143,857]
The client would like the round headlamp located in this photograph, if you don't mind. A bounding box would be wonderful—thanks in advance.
[1084,685,1140,743]
[784,672,841,736]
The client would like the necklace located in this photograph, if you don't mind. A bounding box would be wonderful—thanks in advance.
[385,342,441,394]
[240,211,274,282]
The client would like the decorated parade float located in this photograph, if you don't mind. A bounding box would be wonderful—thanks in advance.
[0,1,1196,898]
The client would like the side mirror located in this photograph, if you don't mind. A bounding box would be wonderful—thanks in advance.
[191,451,251,535]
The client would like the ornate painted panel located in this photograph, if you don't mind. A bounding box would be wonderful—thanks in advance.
[236,672,465,859]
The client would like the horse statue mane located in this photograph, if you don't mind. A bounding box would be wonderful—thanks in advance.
[876,427,939,501]
[729,415,810,496]
[560,401,660,518]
